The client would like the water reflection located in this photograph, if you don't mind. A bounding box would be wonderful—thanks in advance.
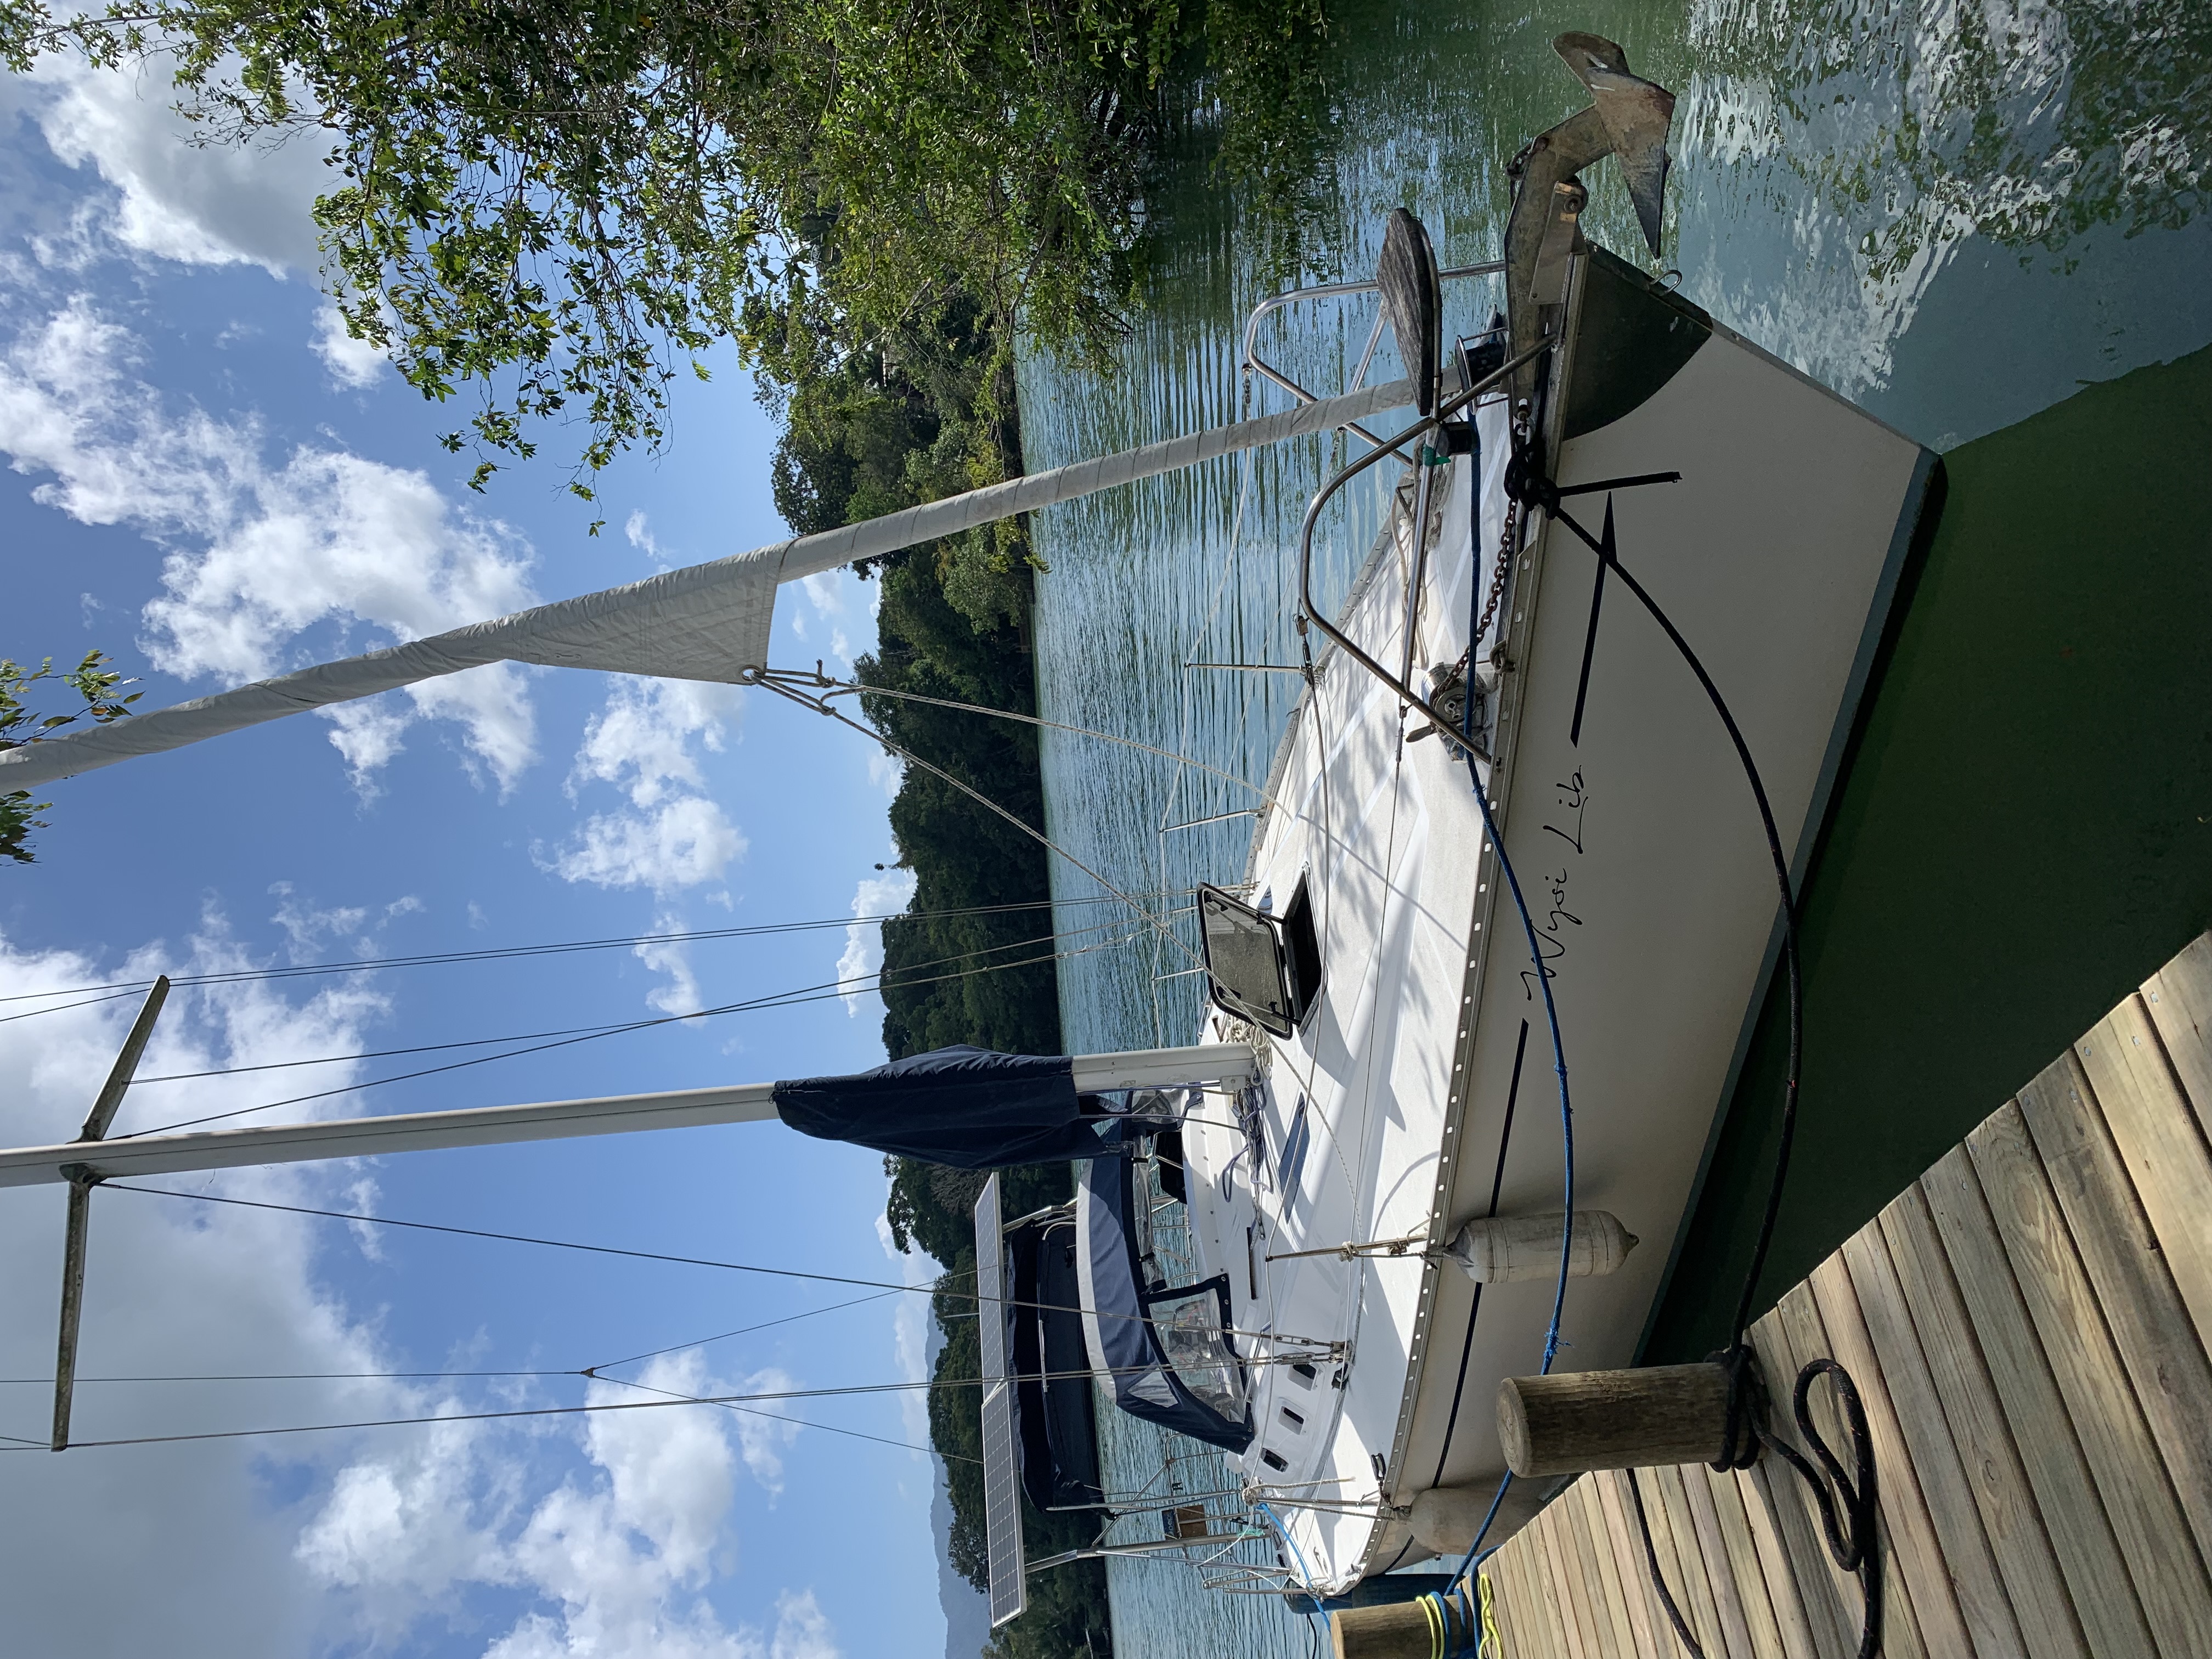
[1679,0,2212,427]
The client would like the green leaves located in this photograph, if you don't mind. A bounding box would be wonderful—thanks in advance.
[0,650,139,866]
[16,0,1329,496]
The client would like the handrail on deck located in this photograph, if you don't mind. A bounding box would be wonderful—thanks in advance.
[1294,341,1550,771]
[1240,260,1506,457]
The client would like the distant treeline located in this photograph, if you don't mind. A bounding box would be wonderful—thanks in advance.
[769,302,1106,1656]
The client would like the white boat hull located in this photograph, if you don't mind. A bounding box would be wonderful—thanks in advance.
[1181,248,1937,1590]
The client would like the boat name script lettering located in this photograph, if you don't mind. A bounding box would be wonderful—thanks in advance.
[1520,771,1588,1000]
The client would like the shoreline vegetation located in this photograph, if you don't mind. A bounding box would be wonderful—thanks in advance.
[771,301,1107,1655]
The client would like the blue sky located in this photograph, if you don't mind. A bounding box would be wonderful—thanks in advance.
[0,53,973,1659]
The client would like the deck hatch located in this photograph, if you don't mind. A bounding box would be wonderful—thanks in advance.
[1197,884,1319,1037]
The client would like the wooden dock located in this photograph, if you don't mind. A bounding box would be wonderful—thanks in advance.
[1481,931,2212,1659]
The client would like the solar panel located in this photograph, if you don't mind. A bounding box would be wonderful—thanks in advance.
[974,1175,1028,1629]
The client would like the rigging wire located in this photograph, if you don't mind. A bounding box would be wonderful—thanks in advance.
[819,679,1283,814]
[0,1291,900,1389]
[98,1183,1323,1348]
[124,912,1139,1087]
[117,923,1143,1137]
[2,1356,1327,1453]
[585,1371,979,1464]
[751,674,1201,968]
[582,1289,900,1375]
[0,892,1169,1010]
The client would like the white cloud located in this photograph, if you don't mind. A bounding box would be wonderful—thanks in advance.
[550,679,746,895]
[634,915,703,1017]
[552,797,747,895]
[873,1212,935,1456]
[625,510,670,569]
[794,571,853,669]
[725,1368,803,1497]
[304,1347,828,1659]
[0,907,844,1659]
[0,298,541,789]
[836,869,916,1018]
[0,923,402,1655]
[268,883,369,958]
[26,55,330,275]
[865,750,904,799]
[311,304,387,388]
[768,1590,843,1659]
[570,679,737,810]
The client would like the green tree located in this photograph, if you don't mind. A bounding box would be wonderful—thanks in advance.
[0,652,139,865]
[3,0,1327,498]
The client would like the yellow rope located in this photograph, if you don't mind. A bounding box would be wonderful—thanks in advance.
[1422,1589,1446,1659]
[1479,1572,1504,1658]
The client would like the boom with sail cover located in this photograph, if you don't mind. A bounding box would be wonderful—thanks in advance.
[0,1043,1257,1188]
[0,379,1414,791]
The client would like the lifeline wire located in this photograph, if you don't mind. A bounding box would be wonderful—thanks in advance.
[753,677,1201,967]
[5,1355,1329,1453]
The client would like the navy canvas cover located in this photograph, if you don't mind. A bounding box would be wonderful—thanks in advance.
[772,1046,1125,1168]
[1075,1153,1252,1453]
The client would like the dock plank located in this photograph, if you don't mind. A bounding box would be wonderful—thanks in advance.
[1489,1548,1538,1659]
[1699,1464,1790,1659]
[1561,1480,1625,1658]
[1575,1477,1645,1659]
[2139,934,2212,1135]
[1681,1457,1763,1659]
[1805,1251,1978,1659]
[1537,1504,1594,1659]
[1878,1188,2086,1659]
[1745,1312,1858,1659]
[1592,1471,1663,1659]
[1733,1457,1824,1659]
[1967,1101,2212,1656]
[2017,1053,2212,1570]
[2079,994,2212,1342]
[1510,1532,1568,1659]
[1634,1465,1711,1659]
[1837,1223,2021,1659]
[1657,1462,1735,1659]
[1917,1149,2152,1658]
[1771,1283,1924,1659]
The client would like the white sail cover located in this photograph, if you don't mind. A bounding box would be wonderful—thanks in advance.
[0,379,1414,789]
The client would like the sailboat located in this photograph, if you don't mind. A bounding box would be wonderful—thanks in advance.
[0,30,1937,1634]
